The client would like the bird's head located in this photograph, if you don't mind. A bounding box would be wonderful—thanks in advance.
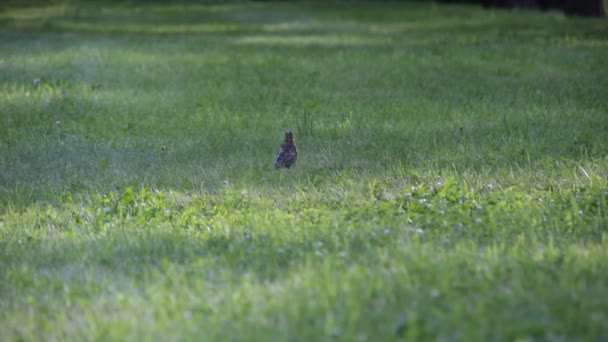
[285,131,294,141]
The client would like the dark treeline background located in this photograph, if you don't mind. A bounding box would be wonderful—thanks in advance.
[439,0,605,17]
[1,0,604,17]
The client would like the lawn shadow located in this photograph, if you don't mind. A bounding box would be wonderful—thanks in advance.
[1,216,385,296]
[3,1,605,53]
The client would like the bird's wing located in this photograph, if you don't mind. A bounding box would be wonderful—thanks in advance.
[275,146,285,163]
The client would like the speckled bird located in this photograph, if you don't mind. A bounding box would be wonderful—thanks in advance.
[275,130,297,169]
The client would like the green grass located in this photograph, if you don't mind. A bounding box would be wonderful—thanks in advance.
[1,1,608,340]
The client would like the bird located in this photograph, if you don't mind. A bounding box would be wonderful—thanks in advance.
[275,130,297,169]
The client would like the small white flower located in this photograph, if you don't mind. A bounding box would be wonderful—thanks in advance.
[406,226,424,235]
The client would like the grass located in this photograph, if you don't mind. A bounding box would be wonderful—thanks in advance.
[1,1,608,340]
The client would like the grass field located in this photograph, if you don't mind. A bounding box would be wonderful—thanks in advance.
[1,1,608,340]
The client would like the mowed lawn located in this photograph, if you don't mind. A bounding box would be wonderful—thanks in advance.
[1,1,607,340]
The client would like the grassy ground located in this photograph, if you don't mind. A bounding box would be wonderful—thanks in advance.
[1,1,608,340]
